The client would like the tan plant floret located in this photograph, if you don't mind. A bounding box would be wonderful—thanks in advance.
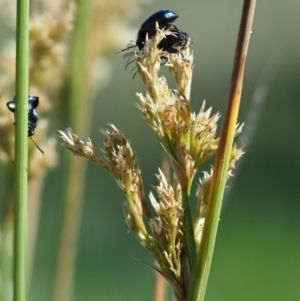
[59,26,244,301]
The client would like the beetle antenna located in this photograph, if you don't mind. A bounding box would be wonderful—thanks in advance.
[29,137,45,154]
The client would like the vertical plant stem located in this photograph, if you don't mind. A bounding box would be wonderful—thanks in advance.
[53,0,93,301]
[27,177,45,285]
[14,0,30,300]
[188,1,256,301]
[182,188,196,271]
[154,270,167,301]
[66,0,93,127]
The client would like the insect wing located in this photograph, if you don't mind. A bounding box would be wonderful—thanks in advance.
[140,9,178,33]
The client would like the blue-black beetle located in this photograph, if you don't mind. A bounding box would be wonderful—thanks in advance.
[136,9,179,50]
[7,94,44,154]
[115,9,179,55]
[116,9,190,78]
[158,28,189,54]
[124,28,190,77]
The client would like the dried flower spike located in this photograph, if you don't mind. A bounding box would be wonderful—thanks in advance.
[59,23,245,301]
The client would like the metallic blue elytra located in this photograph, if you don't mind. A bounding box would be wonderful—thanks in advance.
[140,9,178,32]
[7,94,39,137]
[6,94,44,153]
[114,9,180,55]
[115,9,190,79]
[137,9,179,50]
[27,95,39,137]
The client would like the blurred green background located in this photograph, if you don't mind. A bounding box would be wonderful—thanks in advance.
[1,1,300,300]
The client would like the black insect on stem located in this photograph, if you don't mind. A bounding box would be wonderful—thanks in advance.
[6,94,44,154]
[136,9,179,51]
[158,28,190,54]
[115,9,179,55]
[115,9,191,79]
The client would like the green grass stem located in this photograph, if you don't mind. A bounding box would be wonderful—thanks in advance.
[14,0,30,300]
[182,188,196,272]
[188,1,257,300]
[65,0,93,128]
[53,1,93,301]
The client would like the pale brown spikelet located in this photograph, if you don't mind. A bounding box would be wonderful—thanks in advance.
[136,28,223,189]
[59,128,100,161]
[149,169,184,266]
[59,25,245,301]
[59,126,153,240]
[193,144,245,248]
[193,169,213,248]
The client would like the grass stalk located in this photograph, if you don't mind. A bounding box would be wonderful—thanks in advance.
[182,187,196,271]
[65,0,93,128]
[154,270,167,301]
[14,0,30,300]
[188,1,257,300]
[53,0,93,300]
[27,178,45,286]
